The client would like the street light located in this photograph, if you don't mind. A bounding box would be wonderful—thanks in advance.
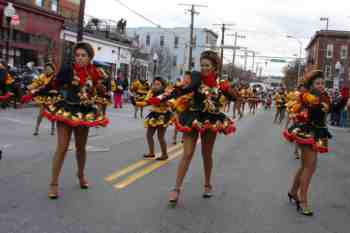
[4,2,16,65]
[286,35,303,82]
[153,53,159,78]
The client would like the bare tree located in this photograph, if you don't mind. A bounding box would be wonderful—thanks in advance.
[282,59,304,91]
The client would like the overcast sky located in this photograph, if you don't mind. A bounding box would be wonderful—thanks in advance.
[86,0,350,76]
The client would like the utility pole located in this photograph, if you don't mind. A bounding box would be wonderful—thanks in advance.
[179,3,207,71]
[213,23,234,77]
[243,49,248,71]
[77,0,86,42]
[228,32,245,67]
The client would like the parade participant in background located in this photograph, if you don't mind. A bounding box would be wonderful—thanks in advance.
[130,76,150,119]
[171,76,189,145]
[157,51,237,206]
[25,63,57,136]
[112,75,124,109]
[273,88,287,124]
[137,76,172,160]
[239,84,249,117]
[0,61,14,108]
[232,83,242,119]
[248,88,259,115]
[41,42,110,199]
[283,84,307,159]
[284,70,332,216]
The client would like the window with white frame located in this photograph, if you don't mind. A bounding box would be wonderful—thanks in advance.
[325,64,332,79]
[51,0,58,12]
[173,56,177,66]
[174,37,179,48]
[35,0,43,7]
[326,44,333,58]
[340,45,348,60]
[146,35,150,47]
[160,36,164,47]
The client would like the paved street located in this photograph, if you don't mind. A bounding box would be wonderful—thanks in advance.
[0,105,350,233]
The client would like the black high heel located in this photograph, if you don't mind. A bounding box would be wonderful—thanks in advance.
[203,185,213,198]
[169,188,181,207]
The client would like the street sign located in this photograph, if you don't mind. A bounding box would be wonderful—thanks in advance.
[11,15,20,26]
[270,59,287,63]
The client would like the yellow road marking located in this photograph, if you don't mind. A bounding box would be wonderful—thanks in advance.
[113,149,183,189]
[104,143,183,183]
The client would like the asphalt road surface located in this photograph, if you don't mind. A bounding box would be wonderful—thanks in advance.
[0,105,349,233]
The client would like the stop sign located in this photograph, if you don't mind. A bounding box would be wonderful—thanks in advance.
[11,14,20,26]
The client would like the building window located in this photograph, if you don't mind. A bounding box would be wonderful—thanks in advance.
[146,35,150,47]
[35,0,43,7]
[325,64,332,79]
[51,0,58,12]
[192,34,197,48]
[160,36,164,47]
[174,37,179,48]
[173,56,177,66]
[326,44,333,59]
[340,45,348,60]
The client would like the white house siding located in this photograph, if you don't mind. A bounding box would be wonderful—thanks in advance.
[127,27,218,81]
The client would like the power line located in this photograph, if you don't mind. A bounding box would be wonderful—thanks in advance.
[112,0,162,28]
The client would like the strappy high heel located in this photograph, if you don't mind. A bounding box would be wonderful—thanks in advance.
[156,154,169,161]
[203,185,213,198]
[169,188,181,206]
[288,192,300,206]
[78,175,89,189]
[48,184,59,199]
[143,153,155,159]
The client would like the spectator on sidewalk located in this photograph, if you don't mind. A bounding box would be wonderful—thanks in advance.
[113,76,124,108]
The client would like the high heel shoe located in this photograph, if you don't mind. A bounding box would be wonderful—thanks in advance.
[288,192,300,205]
[156,154,169,161]
[48,184,59,199]
[297,202,314,216]
[78,175,89,189]
[203,185,213,198]
[169,188,181,206]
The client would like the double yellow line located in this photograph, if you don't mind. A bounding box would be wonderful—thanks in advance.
[104,143,184,190]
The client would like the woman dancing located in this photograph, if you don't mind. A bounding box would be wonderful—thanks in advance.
[284,70,332,216]
[42,42,110,199]
[156,51,237,205]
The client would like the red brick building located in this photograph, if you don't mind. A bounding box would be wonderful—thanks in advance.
[0,0,64,67]
[60,0,80,24]
[306,30,350,88]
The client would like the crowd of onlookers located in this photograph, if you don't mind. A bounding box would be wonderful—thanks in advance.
[329,87,350,127]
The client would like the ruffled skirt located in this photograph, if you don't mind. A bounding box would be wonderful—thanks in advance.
[283,123,332,153]
[144,111,173,128]
[43,100,109,128]
[175,110,236,135]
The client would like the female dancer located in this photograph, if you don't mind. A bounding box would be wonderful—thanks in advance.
[158,51,237,205]
[42,42,110,199]
[284,70,331,216]
[130,77,150,119]
[0,61,14,108]
[26,63,56,136]
[273,88,287,124]
[138,76,172,160]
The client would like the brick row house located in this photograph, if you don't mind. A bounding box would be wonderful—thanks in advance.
[0,0,65,67]
[305,30,350,88]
